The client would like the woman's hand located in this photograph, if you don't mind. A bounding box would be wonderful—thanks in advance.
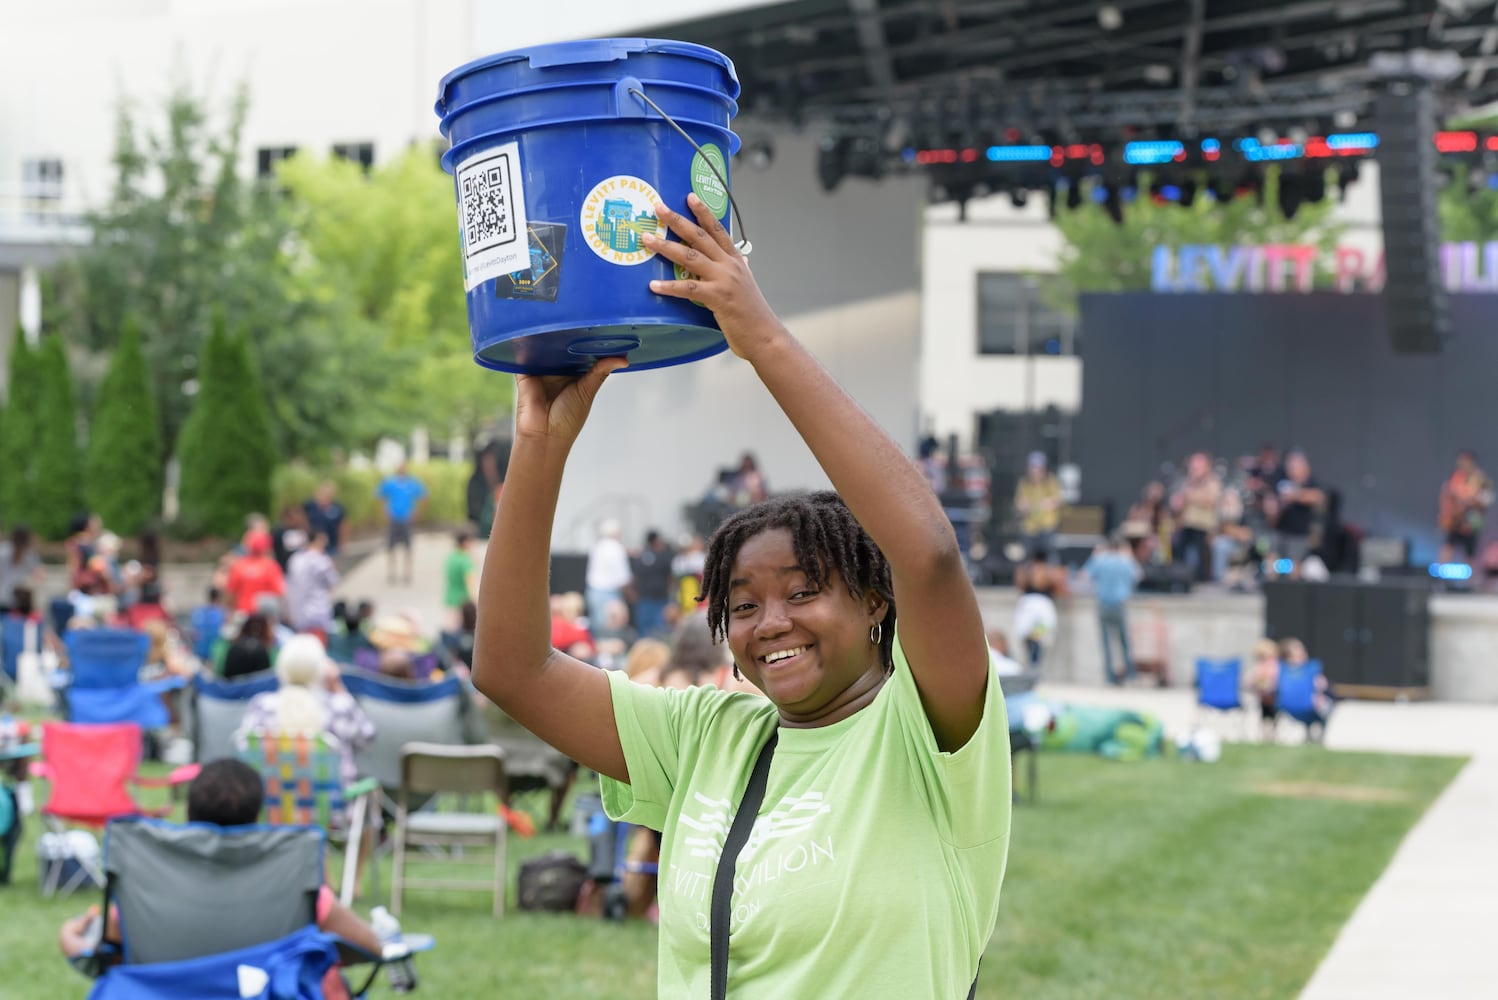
[644,195,784,361]
[513,358,628,447]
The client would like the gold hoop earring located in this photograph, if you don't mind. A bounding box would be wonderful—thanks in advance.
[870,622,882,645]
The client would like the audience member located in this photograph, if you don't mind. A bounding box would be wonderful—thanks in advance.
[623,637,670,686]
[671,534,706,613]
[58,758,384,1000]
[1279,636,1333,743]
[222,613,275,680]
[0,524,44,614]
[286,531,340,640]
[1014,451,1063,558]
[225,531,286,616]
[377,462,427,585]
[584,519,632,628]
[440,600,478,674]
[189,588,228,665]
[549,592,594,660]
[630,530,675,639]
[986,630,1025,677]
[357,614,437,681]
[443,530,477,630]
[303,481,347,558]
[1249,638,1281,742]
[123,581,170,631]
[236,635,375,788]
[1013,551,1067,671]
[272,504,309,571]
[1082,536,1141,685]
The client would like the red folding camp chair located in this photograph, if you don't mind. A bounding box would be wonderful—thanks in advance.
[28,722,198,896]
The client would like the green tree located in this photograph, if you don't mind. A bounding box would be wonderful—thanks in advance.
[1047,167,1343,310]
[31,335,84,540]
[0,331,39,522]
[84,315,164,534]
[177,315,277,537]
[43,82,372,462]
[1440,165,1498,243]
[276,147,511,444]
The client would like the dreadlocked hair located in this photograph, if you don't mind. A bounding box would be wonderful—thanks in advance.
[702,491,896,673]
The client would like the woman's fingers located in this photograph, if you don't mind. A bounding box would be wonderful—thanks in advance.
[653,199,731,261]
[686,193,740,256]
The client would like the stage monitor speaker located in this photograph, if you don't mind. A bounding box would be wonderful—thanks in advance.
[1360,535,1410,571]
[1376,84,1449,354]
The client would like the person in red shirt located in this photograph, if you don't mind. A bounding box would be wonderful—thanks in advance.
[225,531,286,616]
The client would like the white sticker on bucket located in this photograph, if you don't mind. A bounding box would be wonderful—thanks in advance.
[580,175,663,266]
[456,143,530,292]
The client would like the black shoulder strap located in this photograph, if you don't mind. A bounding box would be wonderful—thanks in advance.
[709,730,778,1000]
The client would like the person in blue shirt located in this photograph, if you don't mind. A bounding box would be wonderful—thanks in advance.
[303,480,347,557]
[1082,535,1142,685]
[376,462,427,585]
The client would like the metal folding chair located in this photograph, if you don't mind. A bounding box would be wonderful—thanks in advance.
[391,742,508,918]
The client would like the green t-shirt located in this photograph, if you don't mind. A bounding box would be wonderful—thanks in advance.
[602,629,1011,999]
[443,549,474,608]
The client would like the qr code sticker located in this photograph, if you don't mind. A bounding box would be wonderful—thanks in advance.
[455,143,530,291]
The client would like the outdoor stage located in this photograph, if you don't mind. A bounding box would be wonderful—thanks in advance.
[976,586,1498,705]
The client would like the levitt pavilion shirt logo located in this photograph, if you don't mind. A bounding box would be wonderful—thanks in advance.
[581,175,662,265]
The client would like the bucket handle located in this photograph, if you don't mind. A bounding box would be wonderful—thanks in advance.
[624,85,753,256]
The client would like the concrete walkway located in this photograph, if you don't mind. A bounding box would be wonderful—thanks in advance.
[333,531,480,635]
[1038,682,1498,1000]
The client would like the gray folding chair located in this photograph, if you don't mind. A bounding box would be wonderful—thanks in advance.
[76,819,387,996]
[391,742,507,918]
[480,698,578,830]
[341,669,480,805]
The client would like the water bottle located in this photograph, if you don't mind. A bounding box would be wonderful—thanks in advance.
[369,906,417,993]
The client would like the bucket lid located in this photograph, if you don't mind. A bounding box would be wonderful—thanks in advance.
[436,38,740,119]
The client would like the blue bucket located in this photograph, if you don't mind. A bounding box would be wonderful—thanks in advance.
[436,39,741,375]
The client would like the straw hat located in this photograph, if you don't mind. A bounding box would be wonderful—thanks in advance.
[367,615,428,653]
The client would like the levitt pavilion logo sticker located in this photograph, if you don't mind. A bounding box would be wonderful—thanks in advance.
[580,175,662,265]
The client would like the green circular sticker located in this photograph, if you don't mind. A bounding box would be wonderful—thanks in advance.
[690,144,730,218]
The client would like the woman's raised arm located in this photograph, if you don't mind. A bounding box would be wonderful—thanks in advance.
[471,362,632,782]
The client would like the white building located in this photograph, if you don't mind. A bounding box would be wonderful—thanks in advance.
[0,0,1392,545]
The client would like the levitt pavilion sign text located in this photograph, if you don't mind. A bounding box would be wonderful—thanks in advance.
[1151,242,1498,294]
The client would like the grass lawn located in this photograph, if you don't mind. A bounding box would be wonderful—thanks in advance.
[0,744,1462,999]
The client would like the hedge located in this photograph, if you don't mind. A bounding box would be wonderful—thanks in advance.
[271,460,470,538]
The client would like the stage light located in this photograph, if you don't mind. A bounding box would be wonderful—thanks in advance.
[1336,161,1361,200]
[1278,173,1303,219]
[1273,559,1295,575]
[1067,180,1084,209]
[1179,178,1198,207]
[1430,562,1474,581]
[1304,168,1327,203]
[1010,187,1029,208]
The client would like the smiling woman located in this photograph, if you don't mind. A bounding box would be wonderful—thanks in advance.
[473,193,1009,999]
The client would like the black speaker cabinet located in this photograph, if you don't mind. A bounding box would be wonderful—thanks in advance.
[1376,85,1450,354]
[1263,579,1430,699]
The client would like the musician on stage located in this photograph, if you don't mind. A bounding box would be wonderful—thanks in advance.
[1438,449,1494,567]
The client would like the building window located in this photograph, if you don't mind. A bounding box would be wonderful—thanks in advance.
[976,272,1078,356]
[256,146,298,179]
[22,158,64,200]
[332,142,375,171]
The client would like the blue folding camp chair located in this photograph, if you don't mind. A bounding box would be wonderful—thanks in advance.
[69,818,431,999]
[61,629,185,731]
[1195,657,1247,738]
[1277,659,1330,743]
